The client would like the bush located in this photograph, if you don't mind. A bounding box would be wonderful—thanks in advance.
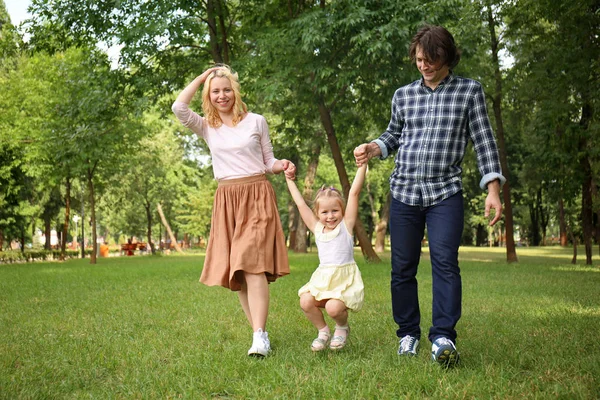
[0,249,92,263]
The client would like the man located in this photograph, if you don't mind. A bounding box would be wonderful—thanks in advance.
[354,25,505,367]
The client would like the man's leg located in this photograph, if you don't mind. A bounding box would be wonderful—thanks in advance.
[390,197,426,339]
[426,192,464,343]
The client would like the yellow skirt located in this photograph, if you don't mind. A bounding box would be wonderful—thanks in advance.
[298,262,364,312]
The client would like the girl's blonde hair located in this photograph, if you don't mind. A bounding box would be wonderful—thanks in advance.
[313,185,346,215]
[201,65,248,128]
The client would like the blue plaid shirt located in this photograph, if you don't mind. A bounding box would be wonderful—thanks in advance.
[374,73,505,207]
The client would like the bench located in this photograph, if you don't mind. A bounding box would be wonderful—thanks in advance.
[120,243,147,256]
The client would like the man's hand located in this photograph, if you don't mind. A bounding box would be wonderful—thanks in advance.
[485,180,503,226]
[354,143,381,166]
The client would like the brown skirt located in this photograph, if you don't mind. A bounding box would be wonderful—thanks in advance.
[200,174,290,291]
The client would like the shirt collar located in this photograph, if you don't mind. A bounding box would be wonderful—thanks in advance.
[419,71,455,90]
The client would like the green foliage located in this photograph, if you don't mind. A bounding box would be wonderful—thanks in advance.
[0,249,88,263]
[176,177,216,241]
[4,0,599,258]
[27,0,231,95]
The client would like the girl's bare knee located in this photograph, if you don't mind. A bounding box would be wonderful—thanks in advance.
[325,299,347,319]
[299,293,316,312]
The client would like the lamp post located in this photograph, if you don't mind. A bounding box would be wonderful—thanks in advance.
[72,214,80,251]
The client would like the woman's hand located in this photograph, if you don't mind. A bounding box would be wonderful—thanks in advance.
[176,67,221,104]
[198,67,220,84]
[281,160,296,180]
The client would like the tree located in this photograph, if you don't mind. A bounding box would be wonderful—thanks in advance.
[242,0,463,262]
[27,0,239,94]
[100,110,198,253]
[507,0,600,264]
[14,47,141,263]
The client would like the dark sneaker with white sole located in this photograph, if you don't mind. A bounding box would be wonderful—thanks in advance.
[431,337,460,367]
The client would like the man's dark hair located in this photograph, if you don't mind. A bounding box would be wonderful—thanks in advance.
[409,25,461,69]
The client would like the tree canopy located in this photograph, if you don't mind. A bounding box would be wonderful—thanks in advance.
[1,0,599,265]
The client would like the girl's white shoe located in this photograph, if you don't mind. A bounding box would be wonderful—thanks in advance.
[329,325,349,350]
[311,331,331,352]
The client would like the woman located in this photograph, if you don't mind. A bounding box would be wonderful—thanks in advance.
[172,65,295,357]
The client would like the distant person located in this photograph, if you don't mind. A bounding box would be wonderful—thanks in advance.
[126,238,134,256]
[354,25,505,367]
[285,164,367,351]
[172,65,295,357]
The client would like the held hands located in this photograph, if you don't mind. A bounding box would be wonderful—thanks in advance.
[281,159,296,180]
[354,143,380,166]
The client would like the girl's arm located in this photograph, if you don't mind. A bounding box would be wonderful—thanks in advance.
[286,177,317,233]
[344,164,367,233]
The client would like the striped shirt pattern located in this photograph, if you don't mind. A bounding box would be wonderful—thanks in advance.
[375,74,504,207]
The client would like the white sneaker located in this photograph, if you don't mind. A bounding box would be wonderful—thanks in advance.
[248,328,271,357]
[398,335,419,356]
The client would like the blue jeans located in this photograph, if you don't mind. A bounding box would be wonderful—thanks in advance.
[389,192,464,343]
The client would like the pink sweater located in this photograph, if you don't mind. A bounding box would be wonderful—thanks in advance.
[172,101,278,180]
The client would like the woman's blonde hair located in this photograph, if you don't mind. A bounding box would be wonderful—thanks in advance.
[313,185,346,215]
[201,65,248,128]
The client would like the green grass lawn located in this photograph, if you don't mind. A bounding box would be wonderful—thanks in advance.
[1,247,599,399]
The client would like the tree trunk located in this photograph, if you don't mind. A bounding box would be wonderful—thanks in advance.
[375,192,391,253]
[157,203,184,254]
[20,229,25,254]
[579,103,593,265]
[60,177,71,260]
[529,200,541,246]
[295,142,321,253]
[365,179,378,243]
[44,216,52,250]
[537,188,549,246]
[206,0,229,64]
[287,201,297,249]
[80,189,85,259]
[145,201,155,254]
[568,225,578,264]
[487,6,518,262]
[317,99,380,262]
[558,198,568,246]
[87,168,97,264]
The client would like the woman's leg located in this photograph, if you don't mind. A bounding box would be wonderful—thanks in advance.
[237,279,253,327]
[243,272,269,331]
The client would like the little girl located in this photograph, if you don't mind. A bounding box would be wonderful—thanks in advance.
[286,164,367,351]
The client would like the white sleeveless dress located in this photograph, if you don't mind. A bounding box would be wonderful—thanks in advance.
[298,220,364,311]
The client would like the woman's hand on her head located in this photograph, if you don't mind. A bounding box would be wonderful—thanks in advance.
[199,67,220,84]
